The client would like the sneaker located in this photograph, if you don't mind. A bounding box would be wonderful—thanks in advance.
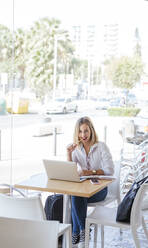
[78,230,85,248]
[72,233,80,245]
[78,242,85,248]
[79,229,85,243]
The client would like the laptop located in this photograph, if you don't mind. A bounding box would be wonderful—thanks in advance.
[43,159,86,182]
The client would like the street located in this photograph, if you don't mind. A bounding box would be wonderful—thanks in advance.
[0,109,108,129]
[0,109,125,161]
[0,113,43,129]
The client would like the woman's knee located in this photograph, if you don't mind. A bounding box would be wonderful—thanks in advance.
[88,187,108,203]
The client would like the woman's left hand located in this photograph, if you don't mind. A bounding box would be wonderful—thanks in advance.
[79,170,91,176]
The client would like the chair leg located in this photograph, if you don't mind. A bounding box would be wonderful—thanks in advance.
[131,227,141,248]
[62,226,72,248]
[101,225,104,248]
[142,217,148,241]
[93,224,98,242]
[120,228,123,235]
[85,219,91,248]
[65,225,72,248]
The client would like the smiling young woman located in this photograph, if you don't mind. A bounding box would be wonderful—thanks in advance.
[66,116,114,247]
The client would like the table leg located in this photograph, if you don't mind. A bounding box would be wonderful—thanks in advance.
[62,194,72,248]
[63,194,71,223]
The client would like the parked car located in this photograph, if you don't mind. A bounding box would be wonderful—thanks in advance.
[109,98,121,107]
[95,98,110,110]
[126,93,137,106]
[43,97,78,114]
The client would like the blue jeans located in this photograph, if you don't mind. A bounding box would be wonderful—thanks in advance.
[71,187,108,234]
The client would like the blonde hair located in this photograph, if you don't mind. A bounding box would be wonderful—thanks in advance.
[73,116,98,147]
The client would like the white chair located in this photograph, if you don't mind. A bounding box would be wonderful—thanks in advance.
[0,193,72,248]
[0,183,27,196]
[88,161,121,208]
[87,161,121,244]
[0,193,46,220]
[85,183,148,248]
[120,138,148,170]
[121,153,148,195]
[0,216,59,248]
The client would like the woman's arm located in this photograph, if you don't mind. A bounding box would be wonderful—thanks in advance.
[66,143,77,161]
[79,168,104,176]
[78,142,114,176]
[100,142,114,175]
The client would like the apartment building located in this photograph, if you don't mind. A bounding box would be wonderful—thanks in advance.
[68,23,119,63]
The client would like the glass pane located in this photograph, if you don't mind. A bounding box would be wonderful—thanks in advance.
[0,0,147,189]
[0,0,14,187]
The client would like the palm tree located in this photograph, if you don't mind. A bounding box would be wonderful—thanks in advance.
[14,28,27,88]
[0,24,12,72]
[24,18,62,99]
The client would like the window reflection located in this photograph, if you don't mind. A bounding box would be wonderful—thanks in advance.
[0,0,147,187]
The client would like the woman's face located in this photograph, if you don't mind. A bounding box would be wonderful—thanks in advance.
[78,123,91,145]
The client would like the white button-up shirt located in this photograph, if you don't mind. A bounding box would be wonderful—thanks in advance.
[72,141,114,175]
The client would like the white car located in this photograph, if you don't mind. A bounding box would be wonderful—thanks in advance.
[44,97,78,114]
[96,98,110,110]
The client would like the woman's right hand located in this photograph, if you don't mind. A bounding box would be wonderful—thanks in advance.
[66,143,77,161]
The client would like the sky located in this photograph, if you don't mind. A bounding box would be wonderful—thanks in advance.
[0,0,148,59]
[0,0,147,29]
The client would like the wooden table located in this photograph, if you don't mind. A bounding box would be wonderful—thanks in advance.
[15,173,113,223]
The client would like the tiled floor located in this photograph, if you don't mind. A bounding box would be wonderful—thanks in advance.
[87,224,148,248]
[65,216,148,248]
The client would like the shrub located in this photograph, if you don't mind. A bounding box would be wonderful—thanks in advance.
[107,107,140,117]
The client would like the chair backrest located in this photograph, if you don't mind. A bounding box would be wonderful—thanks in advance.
[0,216,59,248]
[136,168,148,182]
[107,161,121,204]
[0,184,10,194]
[132,152,148,180]
[136,139,148,152]
[131,183,148,227]
[0,193,46,220]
